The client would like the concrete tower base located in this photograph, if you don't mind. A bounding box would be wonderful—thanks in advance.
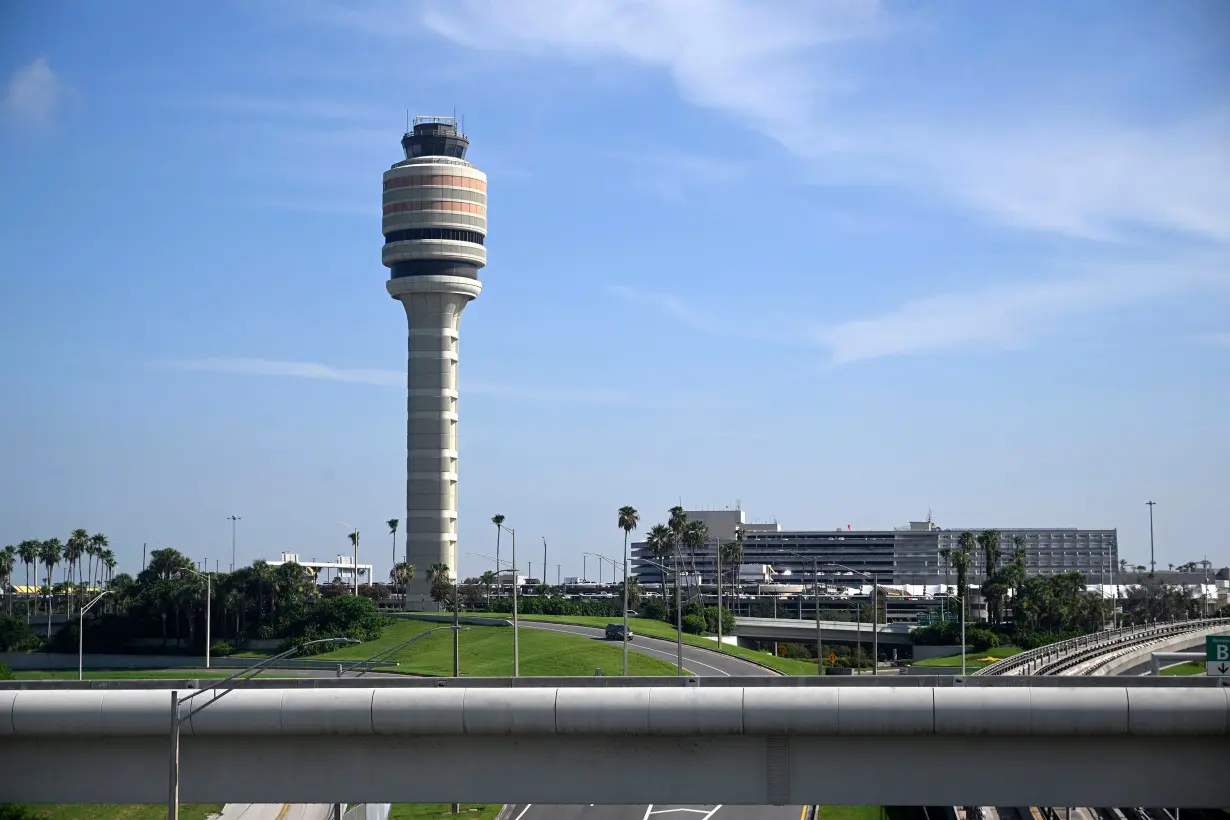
[387,274,482,610]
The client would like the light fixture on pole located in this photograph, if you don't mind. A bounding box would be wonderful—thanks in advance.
[78,591,111,681]
[339,521,360,595]
[226,515,241,573]
[167,636,358,820]
[641,558,684,675]
[470,543,520,677]
[180,568,212,669]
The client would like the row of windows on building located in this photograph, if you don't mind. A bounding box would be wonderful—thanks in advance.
[383,200,487,216]
[384,228,486,245]
[384,174,487,192]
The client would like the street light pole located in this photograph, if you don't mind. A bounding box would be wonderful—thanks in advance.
[643,558,684,675]
[813,558,823,676]
[830,563,877,676]
[167,636,358,820]
[716,535,723,652]
[1146,500,1157,575]
[505,527,519,677]
[227,515,241,573]
[181,568,211,669]
[78,591,111,681]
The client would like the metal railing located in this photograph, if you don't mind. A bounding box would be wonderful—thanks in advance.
[975,616,1230,676]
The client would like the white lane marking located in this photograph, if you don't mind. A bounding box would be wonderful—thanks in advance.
[513,805,534,820]
[647,810,713,815]
[642,805,656,820]
[702,806,723,820]
[524,623,733,677]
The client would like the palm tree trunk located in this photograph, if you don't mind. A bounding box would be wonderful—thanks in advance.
[25,564,31,623]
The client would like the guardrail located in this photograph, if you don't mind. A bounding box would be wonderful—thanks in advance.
[975,617,1230,677]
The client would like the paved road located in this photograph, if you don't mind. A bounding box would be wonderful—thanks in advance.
[514,621,779,676]
[215,804,334,820]
[504,803,807,820]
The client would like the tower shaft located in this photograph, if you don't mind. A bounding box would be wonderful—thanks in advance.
[382,116,487,609]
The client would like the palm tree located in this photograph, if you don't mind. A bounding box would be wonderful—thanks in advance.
[101,549,117,614]
[89,533,108,591]
[646,523,673,602]
[0,545,15,616]
[480,570,497,607]
[492,514,506,594]
[953,531,976,626]
[682,519,708,601]
[39,538,63,639]
[667,507,688,604]
[427,562,450,608]
[617,506,640,676]
[65,529,88,616]
[387,519,400,576]
[17,540,38,622]
[390,561,416,607]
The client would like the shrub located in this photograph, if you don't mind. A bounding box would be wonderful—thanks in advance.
[965,628,1000,652]
[255,623,277,640]
[211,639,235,657]
[681,614,707,635]
[282,594,390,653]
[0,615,42,652]
[638,599,668,622]
[0,663,12,680]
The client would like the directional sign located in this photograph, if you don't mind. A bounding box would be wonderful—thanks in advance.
[1206,635,1230,676]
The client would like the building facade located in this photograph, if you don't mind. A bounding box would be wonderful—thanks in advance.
[631,509,1119,589]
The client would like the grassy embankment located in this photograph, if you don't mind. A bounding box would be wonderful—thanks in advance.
[463,613,836,676]
[10,669,296,680]
[909,646,1022,670]
[309,617,678,676]
[388,806,501,820]
[1160,661,1206,676]
[0,806,222,820]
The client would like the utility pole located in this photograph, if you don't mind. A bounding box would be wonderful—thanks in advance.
[542,537,548,588]
[1146,500,1157,575]
[227,515,241,572]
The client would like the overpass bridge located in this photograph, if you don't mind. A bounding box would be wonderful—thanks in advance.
[732,616,913,647]
[2,680,1227,808]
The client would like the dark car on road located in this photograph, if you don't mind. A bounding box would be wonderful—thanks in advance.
[604,623,633,641]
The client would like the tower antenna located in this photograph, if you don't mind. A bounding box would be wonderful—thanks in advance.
[405,109,409,133]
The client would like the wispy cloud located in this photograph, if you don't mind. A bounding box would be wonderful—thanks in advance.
[4,57,69,129]
[1191,332,1230,348]
[816,258,1230,365]
[154,357,707,408]
[401,0,1230,244]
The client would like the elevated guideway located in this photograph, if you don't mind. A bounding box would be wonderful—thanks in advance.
[732,617,913,647]
[2,683,1227,807]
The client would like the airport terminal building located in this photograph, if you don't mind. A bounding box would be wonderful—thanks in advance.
[630,509,1119,589]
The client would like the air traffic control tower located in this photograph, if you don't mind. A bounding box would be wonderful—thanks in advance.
[383,116,486,608]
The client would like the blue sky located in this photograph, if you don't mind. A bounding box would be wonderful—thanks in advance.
[2,0,1228,582]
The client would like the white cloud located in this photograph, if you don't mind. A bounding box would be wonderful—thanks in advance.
[4,57,68,128]
[406,0,1230,244]
[816,258,1230,364]
[1191,332,1230,348]
[155,357,702,407]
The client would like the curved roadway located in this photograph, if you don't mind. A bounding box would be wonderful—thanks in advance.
[515,621,778,677]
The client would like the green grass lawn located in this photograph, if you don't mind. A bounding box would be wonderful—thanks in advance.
[910,646,1022,669]
[309,618,679,676]
[816,808,884,820]
[461,613,827,676]
[10,669,293,680]
[388,805,502,820]
[1160,661,1206,676]
[0,805,222,820]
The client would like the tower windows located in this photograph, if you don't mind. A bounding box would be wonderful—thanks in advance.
[384,228,485,245]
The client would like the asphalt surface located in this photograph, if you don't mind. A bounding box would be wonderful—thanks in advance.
[514,621,779,676]
[504,803,807,820]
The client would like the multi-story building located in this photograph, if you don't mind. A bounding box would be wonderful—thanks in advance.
[631,509,1119,589]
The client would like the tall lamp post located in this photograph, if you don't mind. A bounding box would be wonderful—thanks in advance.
[778,550,824,675]
[339,521,360,595]
[642,558,684,675]
[1146,500,1157,575]
[78,591,111,681]
[180,568,212,669]
[226,515,241,572]
[830,563,878,676]
[168,636,358,820]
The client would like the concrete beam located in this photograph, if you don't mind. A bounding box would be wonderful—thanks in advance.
[1,687,1228,806]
